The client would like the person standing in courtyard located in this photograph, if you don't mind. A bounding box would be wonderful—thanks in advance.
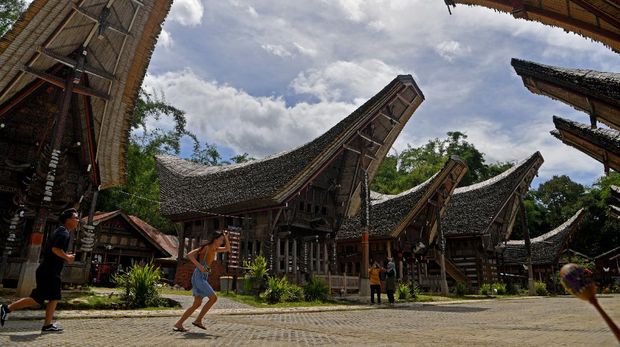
[173,230,231,332]
[1,208,78,332]
[369,261,382,304]
[385,258,396,305]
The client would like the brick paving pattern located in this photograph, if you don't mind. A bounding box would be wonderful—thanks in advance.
[0,296,618,346]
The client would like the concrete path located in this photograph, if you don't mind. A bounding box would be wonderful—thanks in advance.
[1,296,618,346]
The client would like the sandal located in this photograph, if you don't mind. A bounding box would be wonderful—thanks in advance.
[192,321,207,330]
[173,326,189,332]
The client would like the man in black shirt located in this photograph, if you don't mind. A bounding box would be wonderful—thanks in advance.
[1,208,77,332]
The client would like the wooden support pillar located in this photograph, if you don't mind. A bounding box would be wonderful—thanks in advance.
[275,237,281,273]
[292,239,297,280]
[519,198,536,295]
[17,66,77,296]
[309,242,314,273]
[315,241,321,274]
[323,242,328,274]
[435,204,449,296]
[386,240,392,259]
[284,238,289,274]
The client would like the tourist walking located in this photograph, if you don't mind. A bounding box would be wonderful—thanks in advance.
[173,230,231,332]
[1,208,78,332]
[385,258,396,305]
[369,261,382,304]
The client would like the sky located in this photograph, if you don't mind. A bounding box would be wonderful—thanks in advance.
[140,0,620,188]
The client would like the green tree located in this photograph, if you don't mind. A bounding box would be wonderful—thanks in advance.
[0,0,25,38]
[371,131,513,194]
[533,175,585,228]
[99,90,201,233]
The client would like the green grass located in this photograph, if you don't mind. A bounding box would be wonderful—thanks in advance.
[57,293,123,310]
[157,288,193,296]
[218,291,343,308]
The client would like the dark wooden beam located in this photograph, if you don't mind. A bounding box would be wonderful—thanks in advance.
[38,47,116,81]
[342,144,377,161]
[23,67,110,100]
[570,0,620,30]
[377,110,401,125]
[356,130,384,147]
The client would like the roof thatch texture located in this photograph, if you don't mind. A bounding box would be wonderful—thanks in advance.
[551,116,620,172]
[445,1,620,53]
[442,152,543,237]
[337,156,468,241]
[157,75,425,219]
[512,58,620,130]
[502,209,585,265]
[0,0,172,188]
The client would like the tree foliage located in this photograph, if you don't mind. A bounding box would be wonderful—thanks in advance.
[514,173,620,257]
[371,131,513,194]
[0,0,25,38]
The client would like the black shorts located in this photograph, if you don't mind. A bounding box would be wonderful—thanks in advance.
[29,266,62,305]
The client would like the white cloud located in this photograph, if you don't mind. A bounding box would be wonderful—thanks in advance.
[158,29,173,49]
[435,40,471,62]
[168,0,204,26]
[261,44,292,58]
[143,70,357,157]
[291,59,404,102]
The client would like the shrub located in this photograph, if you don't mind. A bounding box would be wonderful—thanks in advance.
[263,276,289,304]
[285,283,304,302]
[535,281,548,296]
[113,263,162,308]
[454,282,468,297]
[408,281,420,300]
[303,276,329,302]
[492,282,506,295]
[243,255,268,296]
[479,283,492,296]
[397,282,411,300]
[505,282,518,295]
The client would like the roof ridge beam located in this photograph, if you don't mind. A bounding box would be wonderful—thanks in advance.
[22,67,110,100]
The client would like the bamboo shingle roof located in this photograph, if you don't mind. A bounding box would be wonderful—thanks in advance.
[337,156,468,241]
[445,0,620,53]
[502,208,585,265]
[551,116,620,172]
[442,152,544,237]
[0,0,172,189]
[512,58,620,130]
[157,75,425,220]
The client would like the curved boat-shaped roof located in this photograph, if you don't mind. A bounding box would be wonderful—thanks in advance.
[445,1,620,53]
[502,208,585,265]
[0,0,171,188]
[442,151,543,237]
[157,75,425,219]
[552,116,620,173]
[512,58,620,130]
[337,156,467,241]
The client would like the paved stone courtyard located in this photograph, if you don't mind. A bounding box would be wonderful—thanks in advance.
[1,296,618,346]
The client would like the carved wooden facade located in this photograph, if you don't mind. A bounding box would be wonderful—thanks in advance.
[0,0,171,291]
[336,156,468,285]
[439,152,544,288]
[156,76,426,286]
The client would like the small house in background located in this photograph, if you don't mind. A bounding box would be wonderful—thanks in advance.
[67,210,177,286]
[500,209,585,292]
[594,246,620,289]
